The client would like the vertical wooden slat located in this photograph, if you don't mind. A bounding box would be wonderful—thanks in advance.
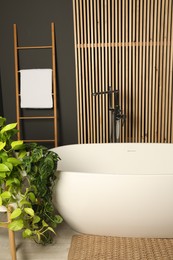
[94,0,99,143]
[135,0,139,142]
[165,0,171,142]
[111,0,115,91]
[78,1,83,144]
[115,0,119,125]
[141,0,147,142]
[97,0,102,143]
[167,0,173,142]
[151,0,157,143]
[79,0,87,143]
[106,0,111,143]
[90,0,96,143]
[132,0,136,142]
[120,0,125,142]
[166,0,172,142]
[101,0,105,143]
[117,0,122,142]
[128,0,132,142]
[138,0,143,142]
[159,0,165,142]
[82,0,90,143]
[170,3,173,143]
[86,0,92,143]
[148,1,154,143]
[111,0,115,142]
[161,0,169,142]
[125,0,129,142]
[155,0,161,142]
[82,0,88,143]
[115,1,118,96]
[105,0,108,142]
[86,0,94,143]
[158,1,165,142]
[162,0,168,143]
[144,0,150,143]
[108,0,111,90]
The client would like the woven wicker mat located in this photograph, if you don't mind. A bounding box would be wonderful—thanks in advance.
[68,235,173,260]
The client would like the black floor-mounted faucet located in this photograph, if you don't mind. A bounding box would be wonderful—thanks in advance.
[92,86,125,143]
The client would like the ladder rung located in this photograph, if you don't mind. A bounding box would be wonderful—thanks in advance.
[19,116,54,119]
[18,93,54,95]
[23,139,55,143]
[17,45,52,50]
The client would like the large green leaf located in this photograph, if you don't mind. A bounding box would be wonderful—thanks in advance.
[0,117,6,127]
[28,192,36,203]
[32,215,40,224]
[0,196,2,206]
[0,163,10,172]
[6,177,20,187]
[35,231,41,242]
[47,227,56,234]
[31,148,43,162]
[0,142,6,151]
[22,228,32,238]
[0,123,17,134]
[22,157,32,173]
[7,158,22,166]
[8,219,24,231]
[24,208,34,217]
[19,200,31,207]
[0,151,8,162]
[39,157,54,176]
[42,220,48,227]
[54,215,63,224]
[18,150,27,159]
[11,140,24,150]
[0,191,11,199]
[4,162,13,171]
[10,208,22,219]
[0,172,6,179]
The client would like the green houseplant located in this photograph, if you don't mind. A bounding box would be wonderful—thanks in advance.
[0,116,62,244]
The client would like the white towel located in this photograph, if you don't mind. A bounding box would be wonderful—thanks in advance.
[20,69,53,108]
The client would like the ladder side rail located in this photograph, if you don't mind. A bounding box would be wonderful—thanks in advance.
[51,22,58,147]
[13,24,21,140]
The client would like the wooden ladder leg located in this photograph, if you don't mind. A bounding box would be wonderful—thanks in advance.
[7,208,17,260]
[8,229,17,260]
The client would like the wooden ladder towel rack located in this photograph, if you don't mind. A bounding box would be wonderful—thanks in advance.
[13,23,58,147]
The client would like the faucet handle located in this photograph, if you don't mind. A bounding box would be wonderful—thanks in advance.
[92,89,119,96]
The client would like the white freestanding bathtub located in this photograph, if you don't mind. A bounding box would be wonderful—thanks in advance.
[52,143,173,238]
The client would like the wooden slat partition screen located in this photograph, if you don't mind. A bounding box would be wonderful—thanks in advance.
[72,0,173,144]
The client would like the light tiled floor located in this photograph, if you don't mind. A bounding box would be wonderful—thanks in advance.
[0,220,77,260]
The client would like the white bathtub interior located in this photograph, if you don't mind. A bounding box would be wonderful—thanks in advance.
[54,143,172,175]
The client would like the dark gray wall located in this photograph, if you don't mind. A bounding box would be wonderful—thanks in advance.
[0,75,3,116]
[0,0,78,146]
